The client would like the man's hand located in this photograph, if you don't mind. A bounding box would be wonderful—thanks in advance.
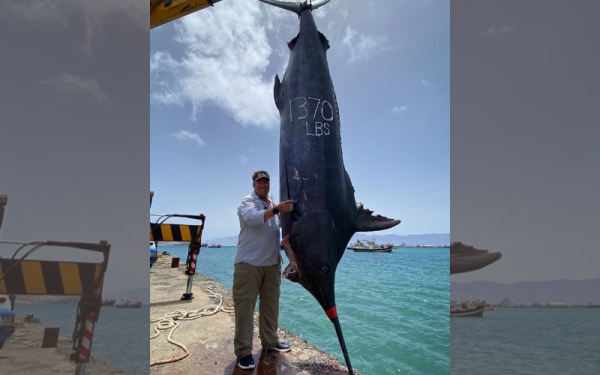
[277,200,294,213]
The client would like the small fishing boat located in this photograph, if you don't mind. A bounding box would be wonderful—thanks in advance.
[347,239,393,252]
[207,243,221,248]
[101,298,116,306]
[450,300,485,317]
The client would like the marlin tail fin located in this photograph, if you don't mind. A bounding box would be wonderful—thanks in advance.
[259,0,331,15]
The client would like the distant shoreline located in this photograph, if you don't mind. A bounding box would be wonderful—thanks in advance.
[11,295,79,304]
[153,242,451,248]
[152,233,451,248]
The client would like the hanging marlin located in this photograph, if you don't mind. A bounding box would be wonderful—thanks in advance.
[260,1,401,373]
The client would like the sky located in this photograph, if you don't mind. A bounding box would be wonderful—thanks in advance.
[150,0,450,241]
[450,0,600,283]
[0,0,149,297]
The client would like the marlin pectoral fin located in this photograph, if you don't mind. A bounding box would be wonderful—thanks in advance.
[450,242,503,274]
[287,35,299,51]
[355,203,401,232]
[274,74,281,108]
[318,31,330,50]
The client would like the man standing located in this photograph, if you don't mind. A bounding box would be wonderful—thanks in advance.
[234,170,294,370]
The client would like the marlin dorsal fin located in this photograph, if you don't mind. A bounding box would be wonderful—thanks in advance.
[274,74,282,108]
[355,203,401,232]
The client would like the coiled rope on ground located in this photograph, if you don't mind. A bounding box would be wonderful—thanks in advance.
[150,283,235,367]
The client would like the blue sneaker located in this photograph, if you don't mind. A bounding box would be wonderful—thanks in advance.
[238,354,255,370]
[268,342,291,352]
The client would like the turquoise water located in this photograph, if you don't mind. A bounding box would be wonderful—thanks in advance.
[169,245,449,375]
[451,308,600,374]
[13,303,149,375]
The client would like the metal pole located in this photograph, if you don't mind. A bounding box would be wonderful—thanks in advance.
[182,271,195,300]
[0,194,7,230]
[75,363,87,375]
[181,242,200,300]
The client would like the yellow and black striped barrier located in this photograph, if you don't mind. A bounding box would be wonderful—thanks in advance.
[0,259,103,296]
[0,194,110,370]
[149,192,206,300]
[149,191,205,242]
[150,223,204,242]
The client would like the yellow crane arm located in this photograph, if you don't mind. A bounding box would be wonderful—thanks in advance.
[151,0,223,29]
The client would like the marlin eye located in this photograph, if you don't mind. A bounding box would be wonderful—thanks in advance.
[320,266,330,275]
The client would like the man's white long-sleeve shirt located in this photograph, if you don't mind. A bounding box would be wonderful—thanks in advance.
[234,191,281,266]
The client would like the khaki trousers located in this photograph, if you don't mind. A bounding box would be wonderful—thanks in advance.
[233,261,281,359]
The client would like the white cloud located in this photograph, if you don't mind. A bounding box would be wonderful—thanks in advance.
[150,52,183,106]
[171,130,205,147]
[2,1,66,24]
[259,1,295,33]
[392,105,408,113]
[151,0,282,128]
[1,0,146,56]
[417,73,432,88]
[41,73,108,104]
[314,7,327,19]
[341,26,388,64]
[78,0,146,56]
[239,147,256,164]
[484,24,516,38]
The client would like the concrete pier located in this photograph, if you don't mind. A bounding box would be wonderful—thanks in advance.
[0,315,126,374]
[150,255,359,375]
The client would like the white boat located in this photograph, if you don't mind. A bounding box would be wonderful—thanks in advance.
[347,239,393,252]
[450,300,485,317]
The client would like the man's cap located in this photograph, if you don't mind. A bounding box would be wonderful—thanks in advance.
[252,170,270,181]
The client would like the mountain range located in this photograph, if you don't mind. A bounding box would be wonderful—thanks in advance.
[205,233,450,247]
[451,278,600,305]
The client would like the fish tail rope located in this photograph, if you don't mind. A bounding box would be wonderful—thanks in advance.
[149,283,235,367]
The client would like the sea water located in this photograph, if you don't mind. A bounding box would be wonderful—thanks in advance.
[451,308,600,375]
[13,302,149,375]
[169,245,450,375]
